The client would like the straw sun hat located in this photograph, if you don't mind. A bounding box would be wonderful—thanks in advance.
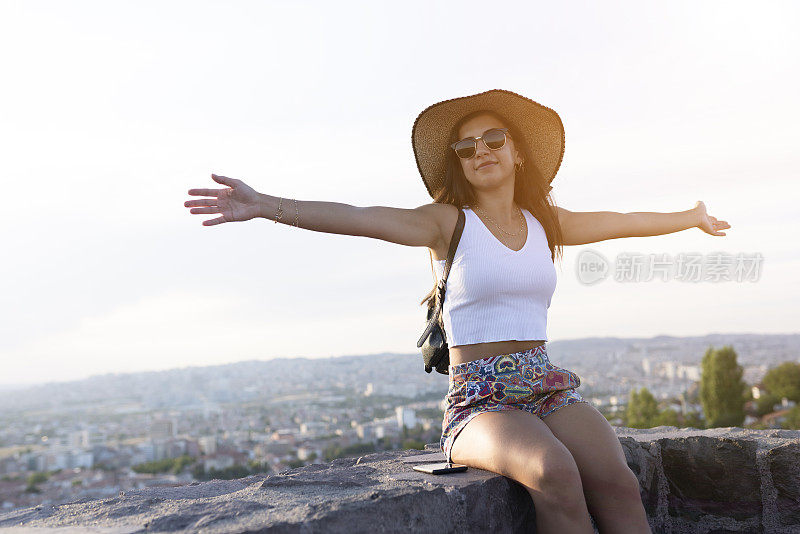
[411,89,565,200]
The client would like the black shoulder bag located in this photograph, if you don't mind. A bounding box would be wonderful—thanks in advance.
[417,208,465,374]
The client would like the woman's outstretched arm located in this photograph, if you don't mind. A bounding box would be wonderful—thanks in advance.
[185,173,445,249]
[555,201,731,245]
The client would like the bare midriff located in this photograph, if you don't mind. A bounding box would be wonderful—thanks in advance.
[449,339,546,366]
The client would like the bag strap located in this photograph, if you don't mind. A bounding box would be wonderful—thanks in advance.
[417,208,465,347]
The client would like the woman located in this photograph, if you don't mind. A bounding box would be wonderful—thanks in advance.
[184,89,729,534]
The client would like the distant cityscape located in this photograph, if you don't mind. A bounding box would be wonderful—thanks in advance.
[1,332,798,512]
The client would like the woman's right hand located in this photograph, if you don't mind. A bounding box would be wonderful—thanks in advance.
[185,174,263,226]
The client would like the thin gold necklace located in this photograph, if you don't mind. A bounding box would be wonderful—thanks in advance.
[473,205,525,237]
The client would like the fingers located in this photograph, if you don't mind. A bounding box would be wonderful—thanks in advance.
[189,206,221,214]
[186,173,237,196]
[185,198,218,208]
[185,175,237,227]
[707,214,731,230]
[203,215,227,226]
[188,188,226,197]
[712,221,729,235]
[212,173,237,186]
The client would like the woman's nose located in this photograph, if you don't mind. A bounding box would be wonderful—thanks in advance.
[474,139,491,157]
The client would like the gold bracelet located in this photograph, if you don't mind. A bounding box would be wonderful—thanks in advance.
[274,197,284,224]
[293,199,299,227]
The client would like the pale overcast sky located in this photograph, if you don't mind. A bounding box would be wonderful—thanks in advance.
[2,0,798,386]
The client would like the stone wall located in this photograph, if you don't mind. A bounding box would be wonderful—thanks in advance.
[1,426,799,533]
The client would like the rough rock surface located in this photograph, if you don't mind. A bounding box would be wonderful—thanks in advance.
[1,426,799,533]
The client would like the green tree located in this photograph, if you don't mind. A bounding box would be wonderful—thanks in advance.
[682,410,704,429]
[755,392,781,417]
[24,471,48,493]
[761,362,800,403]
[247,459,272,474]
[323,442,376,462]
[191,463,205,479]
[624,387,659,428]
[401,439,425,450]
[26,472,48,486]
[208,465,251,480]
[655,408,680,427]
[132,455,196,475]
[700,345,747,428]
[782,405,800,430]
[171,455,195,474]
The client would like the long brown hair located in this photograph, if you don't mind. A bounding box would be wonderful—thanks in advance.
[419,109,565,308]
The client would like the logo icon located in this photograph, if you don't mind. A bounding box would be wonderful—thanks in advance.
[576,249,610,285]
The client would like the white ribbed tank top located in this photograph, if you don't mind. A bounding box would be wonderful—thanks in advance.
[431,207,557,347]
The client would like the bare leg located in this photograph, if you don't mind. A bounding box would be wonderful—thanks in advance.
[449,409,595,534]
[541,402,652,534]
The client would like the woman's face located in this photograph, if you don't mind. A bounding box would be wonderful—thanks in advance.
[456,113,521,191]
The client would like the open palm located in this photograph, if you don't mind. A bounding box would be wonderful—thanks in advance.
[184,174,262,226]
[695,201,731,237]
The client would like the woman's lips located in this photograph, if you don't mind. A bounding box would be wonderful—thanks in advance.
[476,162,497,170]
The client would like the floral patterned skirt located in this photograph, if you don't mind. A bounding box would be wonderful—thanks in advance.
[440,344,588,464]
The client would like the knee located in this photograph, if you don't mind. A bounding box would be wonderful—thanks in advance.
[585,463,642,504]
[534,452,585,508]
[612,466,643,502]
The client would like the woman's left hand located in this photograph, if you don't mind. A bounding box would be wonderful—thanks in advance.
[694,201,731,236]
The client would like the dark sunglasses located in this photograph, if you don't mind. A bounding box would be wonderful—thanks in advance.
[450,128,509,159]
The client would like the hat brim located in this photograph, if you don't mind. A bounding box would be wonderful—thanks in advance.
[412,89,565,199]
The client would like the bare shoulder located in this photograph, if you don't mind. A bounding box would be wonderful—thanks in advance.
[553,203,571,221]
[553,204,573,230]
[424,203,461,261]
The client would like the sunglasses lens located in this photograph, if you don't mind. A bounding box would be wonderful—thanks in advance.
[484,129,506,149]
[454,139,476,159]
